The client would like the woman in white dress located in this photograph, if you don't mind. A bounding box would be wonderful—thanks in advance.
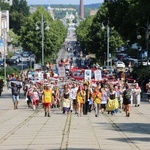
[132,83,141,107]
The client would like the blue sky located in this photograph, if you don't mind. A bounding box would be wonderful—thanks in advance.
[27,0,104,5]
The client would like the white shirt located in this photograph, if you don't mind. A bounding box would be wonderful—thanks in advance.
[70,87,78,100]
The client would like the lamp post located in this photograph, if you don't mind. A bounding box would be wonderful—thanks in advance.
[102,20,110,69]
[35,14,50,66]
[106,20,110,69]
[137,21,150,65]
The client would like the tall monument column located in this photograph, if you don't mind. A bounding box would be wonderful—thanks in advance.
[80,0,84,20]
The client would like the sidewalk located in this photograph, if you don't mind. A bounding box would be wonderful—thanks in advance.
[0,89,150,150]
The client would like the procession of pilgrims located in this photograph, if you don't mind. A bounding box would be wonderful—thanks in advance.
[5,66,148,118]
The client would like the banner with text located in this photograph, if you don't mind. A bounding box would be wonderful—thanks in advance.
[94,70,102,81]
[84,69,92,80]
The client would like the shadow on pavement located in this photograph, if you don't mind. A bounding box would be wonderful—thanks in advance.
[115,123,150,134]
[107,137,150,142]
[95,122,150,142]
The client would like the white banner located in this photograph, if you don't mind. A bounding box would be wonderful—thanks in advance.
[34,64,42,70]
[84,69,91,80]
[94,70,102,81]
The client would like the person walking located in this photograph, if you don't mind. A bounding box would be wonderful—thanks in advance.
[76,85,85,117]
[25,84,33,109]
[146,80,150,103]
[0,79,4,96]
[107,87,119,115]
[10,82,21,109]
[122,84,132,117]
[42,84,53,117]
[114,85,123,112]
[62,92,71,115]
[100,87,108,114]
[92,86,102,117]
[31,86,40,110]
[83,83,91,115]
[132,83,141,107]
[70,83,78,114]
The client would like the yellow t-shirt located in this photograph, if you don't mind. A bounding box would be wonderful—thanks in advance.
[43,89,52,103]
[76,91,85,103]
[92,92,102,104]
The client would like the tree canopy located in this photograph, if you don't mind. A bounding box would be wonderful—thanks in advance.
[76,0,150,64]
[0,0,10,10]
[9,0,30,35]
[20,6,67,64]
[76,5,124,64]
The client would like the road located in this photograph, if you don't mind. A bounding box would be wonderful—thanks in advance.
[0,27,149,150]
[0,88,150,150]
[56,26,76,63]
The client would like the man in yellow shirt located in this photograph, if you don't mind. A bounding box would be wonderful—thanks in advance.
[42,84,53,117]
[92,86,102,117]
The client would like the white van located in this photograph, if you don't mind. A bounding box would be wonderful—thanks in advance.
[115,61,125,72]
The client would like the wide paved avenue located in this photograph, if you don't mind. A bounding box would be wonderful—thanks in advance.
[0,88,150,150]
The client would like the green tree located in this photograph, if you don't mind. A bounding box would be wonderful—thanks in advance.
[10,0,29,16]
[20,7,67,64]
[76,5,124,64]
[0,0,10,10]
[103,0,150,44]
[9,0,30,35]
[9,12,27,35]
[8,29,20,47]
[76,16,94,53]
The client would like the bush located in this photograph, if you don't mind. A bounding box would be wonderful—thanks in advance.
[134,66,150,78]
[0,66,20,78]
[6,51,15,58]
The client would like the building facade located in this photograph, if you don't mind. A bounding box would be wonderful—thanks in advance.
[0,10,9,56]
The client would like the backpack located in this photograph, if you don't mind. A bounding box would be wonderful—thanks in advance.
[124,89,131,100]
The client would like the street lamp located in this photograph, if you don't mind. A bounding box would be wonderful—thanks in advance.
[102,20,110,69]
[106,21,110,69]
[35,14,50,66]
[136,21,150,65]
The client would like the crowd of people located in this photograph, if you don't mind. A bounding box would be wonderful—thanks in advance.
[3,69,150,118]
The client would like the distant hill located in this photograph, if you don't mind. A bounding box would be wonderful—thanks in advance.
[47,3,101,9]
[85,3,101,9]
[30,3,102,19]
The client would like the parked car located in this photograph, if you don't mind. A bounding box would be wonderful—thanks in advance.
[5,58,18,66]
[21,51,31,57]
[11,56,21,63]
[116,61,125,67]
[115,61,125,72]
[143,60,150,66]
[15,62,29,70]
[0,59,4,67]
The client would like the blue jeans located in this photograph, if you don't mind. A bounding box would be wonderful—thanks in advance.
[12,95,19,102]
